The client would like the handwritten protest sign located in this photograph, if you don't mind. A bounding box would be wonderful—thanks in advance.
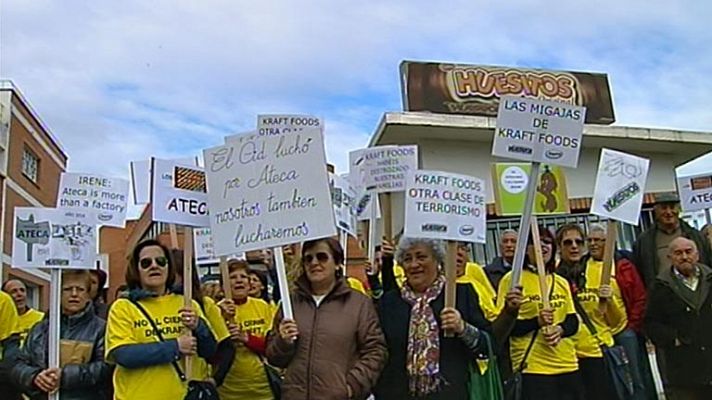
[257,114,323,136]
[492,163,570,216]
[349,145,418,193]
[57,172,129,228]
[675,151,712,212]
[13,207,96,269]
[203,129,337,255]
[151,158,209,227]
[590,148,650,225]
[404,170,486,243]
[492,95,586,168]
[329,173,357,236]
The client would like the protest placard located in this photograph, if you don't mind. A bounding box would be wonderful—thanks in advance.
[13,207,96,269]
[151,158,210,227]
[404,170,486,243]
[329,173,357,236]
[590,148,650,225]
[57,172,129,227]
[676,151,712,212]
[130,157,198,205]
[492,163,570,215]
[257,114,323,136]
[193,227,219,265]
[203,129,336,255]
[492,95,586,168]
[349,145,418,193]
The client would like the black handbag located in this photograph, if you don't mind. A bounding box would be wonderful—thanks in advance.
[573,298,634,400]
[503,329,538,400]
[247,345,282,399]
[131,300,220,400]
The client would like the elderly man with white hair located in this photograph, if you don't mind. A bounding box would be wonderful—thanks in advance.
[645,237,712,399]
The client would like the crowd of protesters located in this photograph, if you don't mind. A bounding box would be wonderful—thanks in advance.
[0,193,711,399]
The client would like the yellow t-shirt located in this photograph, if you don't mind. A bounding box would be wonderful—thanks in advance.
[0,291,19,360]
[218,297,275,400]
[191,296,231,381]
[457,275,500,321]
[17,308,45,344]
[498,269,579,375]
[466,262,497,306]
[347,277,367,295]
[574,260,627,358]
[388,264,407,288]
[106,294,207,400]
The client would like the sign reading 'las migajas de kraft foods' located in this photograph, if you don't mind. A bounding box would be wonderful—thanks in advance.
[492,95,586,169]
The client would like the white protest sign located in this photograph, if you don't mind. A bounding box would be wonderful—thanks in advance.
[492,95,586,168]
[131,157,198,205]
[329,173,357,236]
[57,173,129,228]
[226,130,257,144]
[193,227,220,265]
[13,207,97,269]
[151,158,209,227]
[257,114,323,136]
[404,170,486,243]
[203,129,337,255]
[675,151,712,212]
[590,148,650,225]
[349,145,418,193]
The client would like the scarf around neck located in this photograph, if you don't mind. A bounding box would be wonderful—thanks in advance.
[401,274,446,397]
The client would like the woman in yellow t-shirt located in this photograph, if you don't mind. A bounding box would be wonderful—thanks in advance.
[217,260,276,400]
[556,224,624,400]
[105,240,217,400]
[498,225,584,400]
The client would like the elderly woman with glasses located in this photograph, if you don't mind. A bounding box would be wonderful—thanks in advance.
[266,237,387,400]
[374,237,491,400]
[105,240,217,400]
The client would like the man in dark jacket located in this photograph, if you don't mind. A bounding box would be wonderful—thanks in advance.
[0,289,21,400]
[633,192,712,289]
[485,229,517,291]
[12,270,111,400]
[645,237,712,399]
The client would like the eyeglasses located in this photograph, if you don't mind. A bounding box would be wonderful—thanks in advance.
[139,256,168,269]
[303,252,330,264]
[562,238,584,246]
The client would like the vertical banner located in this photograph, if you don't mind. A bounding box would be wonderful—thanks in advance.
[590,148,650,225]
[404,170,486,243]
[203,129,337,255]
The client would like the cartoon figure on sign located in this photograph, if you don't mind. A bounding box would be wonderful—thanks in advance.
[537,165,559,212]
[52,221,94,262]
[15,215,50,262]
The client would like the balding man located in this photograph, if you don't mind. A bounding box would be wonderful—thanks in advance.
[485,229,517,291]
[645,237,712,399]
[2,280,45,344]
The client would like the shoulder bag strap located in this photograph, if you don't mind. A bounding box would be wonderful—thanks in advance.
[517,274,556,371]
[131,300,187,382]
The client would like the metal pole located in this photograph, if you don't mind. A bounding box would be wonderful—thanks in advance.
[510,162,541,288]
[48,269,61,400]
[273,246,293,319]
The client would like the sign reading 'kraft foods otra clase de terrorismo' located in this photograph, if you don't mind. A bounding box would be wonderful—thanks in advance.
[492,95,586,168]
[151,158,209,227]
[349,145,419,193]
[203,129,337,255]
[590,148,650,226]
[57,172,129,228]
[404,170,486,243]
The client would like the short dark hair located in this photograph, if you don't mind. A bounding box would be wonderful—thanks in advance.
[302,237,344,266]
[556,224,585,245]
[525,225,558,272]
[126,240,176,291]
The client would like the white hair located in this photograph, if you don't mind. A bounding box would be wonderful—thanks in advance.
[395,237,446,267]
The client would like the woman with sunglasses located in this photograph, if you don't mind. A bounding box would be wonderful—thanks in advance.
[105,240,217,400]
[266,237,387,400]
[374,237,491,400]
[497,226,583,400]
[556,224,626,400]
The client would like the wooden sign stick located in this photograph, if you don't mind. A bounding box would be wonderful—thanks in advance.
[169,223,179,249]
[599,220,618,286]
[182,226,193,379]
[530,216,552,335]
[219,256,232,301]
[379,192,393,240]
[444,240,458,337]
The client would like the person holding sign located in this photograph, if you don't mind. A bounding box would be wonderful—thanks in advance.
[12,270,111,400]
[375,237,490,400]
[267,237,387,400]
[216,259,276,400]
[556,224,623,400]
[496,226,583,400]
[105,240,217,400]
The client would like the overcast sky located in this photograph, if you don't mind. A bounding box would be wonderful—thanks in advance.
[1,1,710,217]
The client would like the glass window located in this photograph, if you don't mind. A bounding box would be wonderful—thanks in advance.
[21,147,39,182]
